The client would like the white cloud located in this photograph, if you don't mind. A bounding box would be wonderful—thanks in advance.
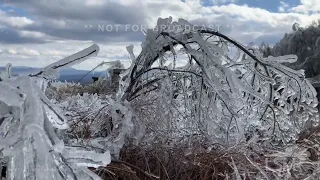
[5,47,40,56]
[19,31,47,39]
[85,0,106,6]
[0,10,33,28]
[279,1,289,12]
[22,48,40,56]
[1,0,320,70]
[290,0,320,14]
[3,17,33,28]
[7,49,17,55]
[212,0,237,5]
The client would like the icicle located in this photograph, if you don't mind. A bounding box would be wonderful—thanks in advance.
[6,63,12,79]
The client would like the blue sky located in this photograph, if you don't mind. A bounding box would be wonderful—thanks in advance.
[0,0,318,70]
[0,4,27,16]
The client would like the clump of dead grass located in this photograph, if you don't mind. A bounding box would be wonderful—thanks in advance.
[89,142,271,180]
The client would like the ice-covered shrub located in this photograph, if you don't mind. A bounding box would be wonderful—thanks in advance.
[119,17,318,147]
[47,82,141,158]
[1,16,318,180]
[53,93,111,140]
[46,81,84,101]
[0,44,134,180]
[46,79,114,101]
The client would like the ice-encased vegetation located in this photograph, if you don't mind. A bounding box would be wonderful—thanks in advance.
[119,17,318,145]
[0,45,113,180]
[0,17,319,179]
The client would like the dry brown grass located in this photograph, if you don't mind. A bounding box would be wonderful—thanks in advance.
[89,143,269,180]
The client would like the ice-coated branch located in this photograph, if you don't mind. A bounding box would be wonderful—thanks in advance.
[0,77,111,180]
[30,44,100,79]
[118,17,318,144]
[0,44,116,180]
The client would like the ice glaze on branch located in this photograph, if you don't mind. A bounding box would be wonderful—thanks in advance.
[119,17,318,144]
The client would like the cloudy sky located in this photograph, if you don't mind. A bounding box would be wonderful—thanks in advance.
[0,0,319,70]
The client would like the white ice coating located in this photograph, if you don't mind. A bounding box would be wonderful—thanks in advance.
[0,45,112,180]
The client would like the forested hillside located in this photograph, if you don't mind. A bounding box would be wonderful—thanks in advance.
[260,20,320,78]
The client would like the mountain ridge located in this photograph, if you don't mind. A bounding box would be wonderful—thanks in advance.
[0,66,108,84]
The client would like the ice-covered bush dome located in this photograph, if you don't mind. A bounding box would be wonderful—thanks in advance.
[120,17,318,145]
[0,17,318,179]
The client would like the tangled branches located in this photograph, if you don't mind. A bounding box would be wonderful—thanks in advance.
[119,17,318,146]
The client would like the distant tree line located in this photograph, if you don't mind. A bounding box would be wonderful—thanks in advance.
[260,20,320,78]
